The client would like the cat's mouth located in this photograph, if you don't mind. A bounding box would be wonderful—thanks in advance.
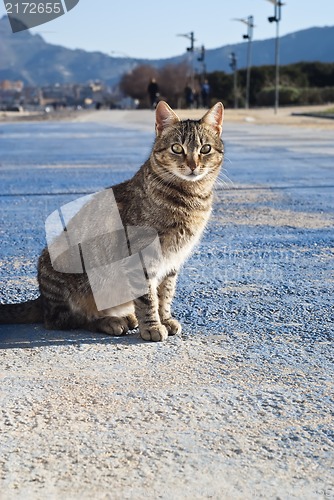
[182,171,206,182]
[188,167,206,177]
[172,167,207,182]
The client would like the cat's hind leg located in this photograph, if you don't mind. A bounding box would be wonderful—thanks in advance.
[43,301,85,330]
[87,313,138,336]
[87,316,129,335]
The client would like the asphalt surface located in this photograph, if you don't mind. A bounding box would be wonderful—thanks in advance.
[0,112,333,499]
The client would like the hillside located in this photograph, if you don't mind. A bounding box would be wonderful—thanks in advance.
[0,15,333,86]
[0,16,135,86]
[205,26,334,73]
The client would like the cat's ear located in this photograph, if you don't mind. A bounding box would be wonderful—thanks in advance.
[201,102,224,136]
[155,101,180,135]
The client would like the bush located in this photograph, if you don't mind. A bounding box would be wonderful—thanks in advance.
[207,72,234,107]
[256,86,334,106]
[256,86,300,106]
[297,87,334,105]
[208,62,334,107]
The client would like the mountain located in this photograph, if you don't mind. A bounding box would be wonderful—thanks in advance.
[0,16,136,86]
[0,15,333,86]
[204,26,334,73]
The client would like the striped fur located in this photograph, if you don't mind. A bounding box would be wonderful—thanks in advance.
[0,102,224,341]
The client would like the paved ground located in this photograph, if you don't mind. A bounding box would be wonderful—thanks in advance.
[0,109,333,499]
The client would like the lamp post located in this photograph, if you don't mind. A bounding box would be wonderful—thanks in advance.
[197,45,206,84]
[266,0,284,114]
[233,16,254,109]
[177,32,195,89]
[229,52,238,109]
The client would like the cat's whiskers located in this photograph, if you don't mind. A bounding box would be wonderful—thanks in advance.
[215,179,230,190]
[214,172,234,190]
[152,169,178,190]
[219,170,234,184]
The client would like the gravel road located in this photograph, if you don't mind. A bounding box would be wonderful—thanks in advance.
[0,110,333,499]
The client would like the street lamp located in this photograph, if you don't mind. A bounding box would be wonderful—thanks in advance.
[265,0,284,114]
[229,52,238,109]
[233,16,254,109]
[197,45,206,84]
[177,32,196,89]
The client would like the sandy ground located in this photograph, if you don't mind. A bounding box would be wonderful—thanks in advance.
[2,335,332,500]
[1,106,333,499]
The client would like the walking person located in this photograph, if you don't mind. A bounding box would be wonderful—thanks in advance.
[147,78,159,109]
[184,83,194,109]
[201,79,210,108]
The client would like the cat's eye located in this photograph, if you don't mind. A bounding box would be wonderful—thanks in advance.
[171,144,184,154]
[200,144,211,154]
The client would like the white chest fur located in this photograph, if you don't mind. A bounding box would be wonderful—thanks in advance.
[157,218,209,282]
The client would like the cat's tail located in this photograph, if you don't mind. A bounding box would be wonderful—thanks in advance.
[0,297,43,324]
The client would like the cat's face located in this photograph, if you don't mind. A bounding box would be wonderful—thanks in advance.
[152,102,224,183]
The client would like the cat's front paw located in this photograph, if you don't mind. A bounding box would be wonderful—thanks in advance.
[162,318,182,336]
[140,324,168,342]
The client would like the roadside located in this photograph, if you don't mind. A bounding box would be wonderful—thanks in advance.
[1,103,334,130]
[0,110,333,499]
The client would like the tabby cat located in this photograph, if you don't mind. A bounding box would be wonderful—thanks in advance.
[0,101,224,341]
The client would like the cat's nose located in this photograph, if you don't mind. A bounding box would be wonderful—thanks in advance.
[186,157,198,171]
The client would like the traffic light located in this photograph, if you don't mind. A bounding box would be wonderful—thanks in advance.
[186,32,195,52]
[229,52,237,71]
[198,45,205,62]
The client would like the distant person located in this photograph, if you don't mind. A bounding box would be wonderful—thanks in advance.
[201,80,210,108]
[193,90,200,109]
[184,83,194,109]
[147,78,159,109]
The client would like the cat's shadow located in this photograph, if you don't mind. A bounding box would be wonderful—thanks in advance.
[0,324,143,349]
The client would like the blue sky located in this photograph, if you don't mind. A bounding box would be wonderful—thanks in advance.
[1,0,333,59]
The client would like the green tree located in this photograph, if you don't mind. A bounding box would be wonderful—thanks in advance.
[207,72,233,107]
